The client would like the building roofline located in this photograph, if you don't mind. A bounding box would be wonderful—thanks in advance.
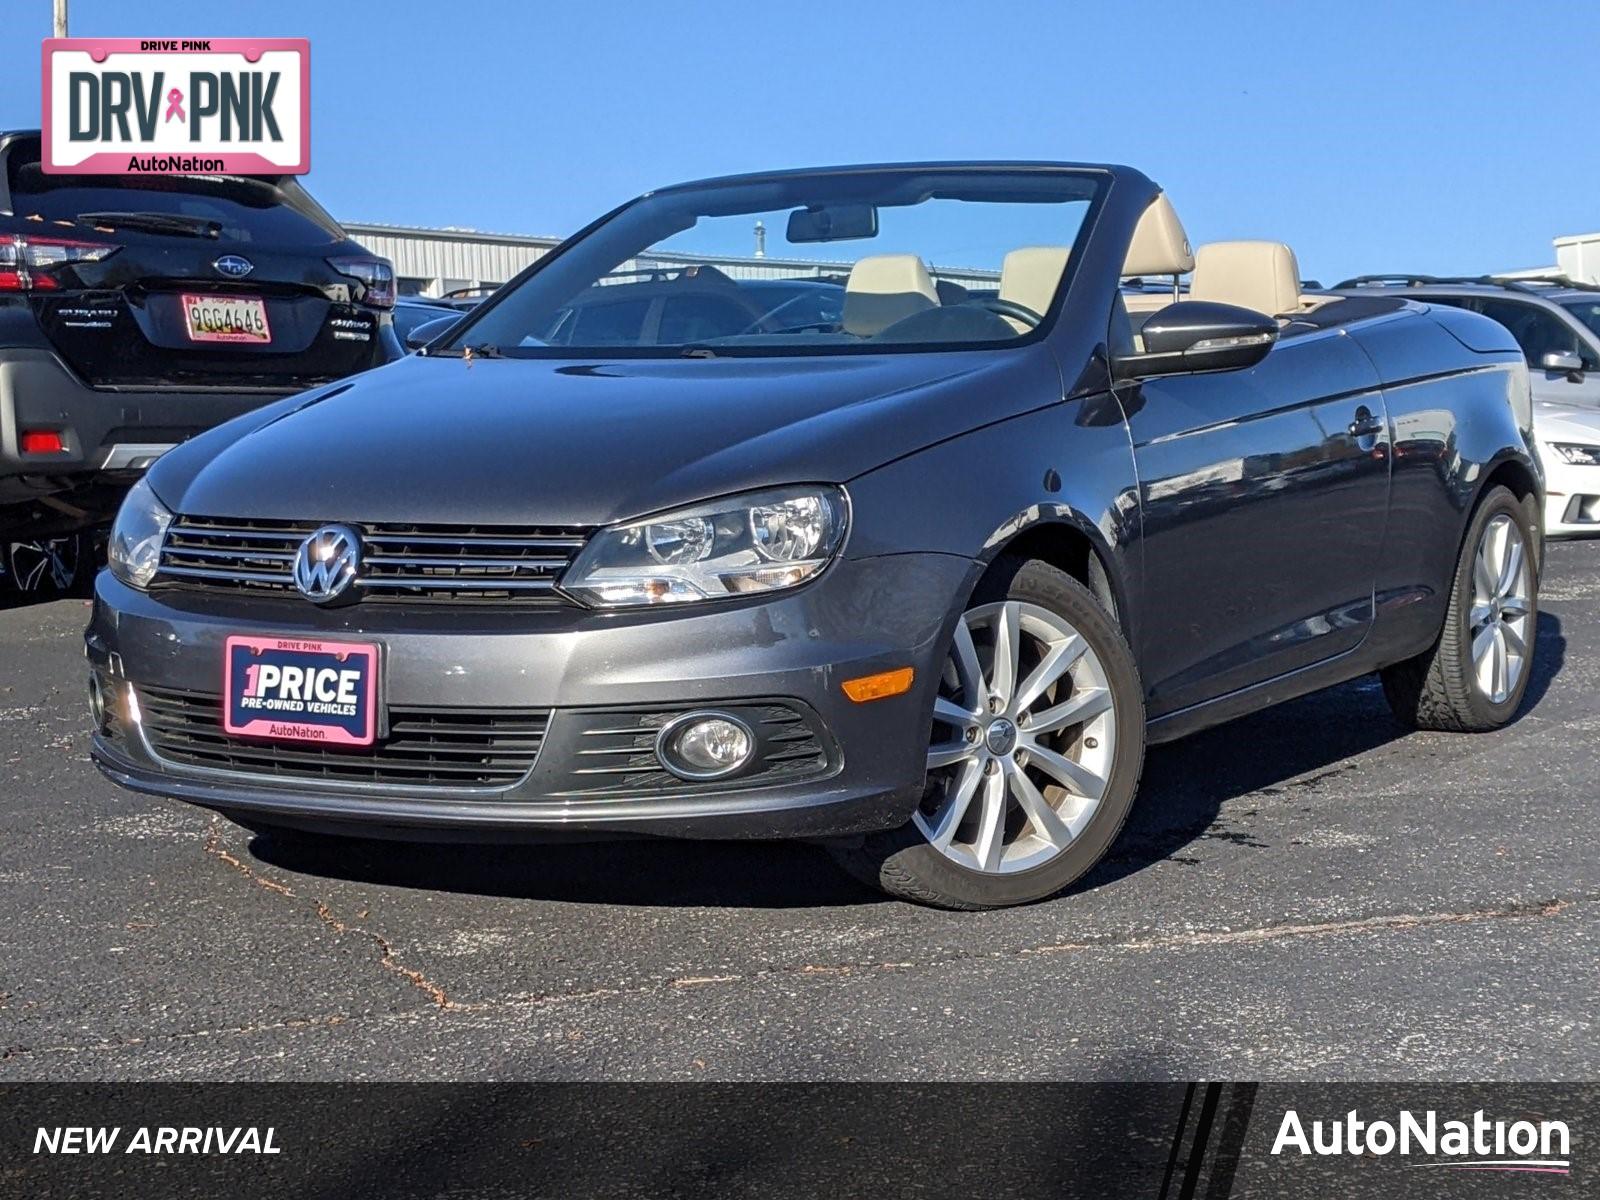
[342,221,564,248]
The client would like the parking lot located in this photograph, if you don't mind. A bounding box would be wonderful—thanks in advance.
[1,539,1597,1082]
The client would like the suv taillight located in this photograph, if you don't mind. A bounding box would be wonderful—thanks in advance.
[0,234,120,291]
[327,256,396,310]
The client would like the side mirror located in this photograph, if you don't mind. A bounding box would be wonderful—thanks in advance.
[405,314,461,352]
[1115,301,1278,380]
[1541,349,1585,376]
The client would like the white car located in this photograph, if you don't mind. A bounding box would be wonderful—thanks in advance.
[1535,402,1600,535]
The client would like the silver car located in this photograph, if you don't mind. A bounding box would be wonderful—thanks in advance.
[1336,275,1600,535]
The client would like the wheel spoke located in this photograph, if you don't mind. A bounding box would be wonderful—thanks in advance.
[1011,633,1087,715]
[1499,595,1531,618]
[1028,743,1107,801]
[1501,620,1527,659]
[1492,625,1509,700]
[988,601,1021,708]
[1473,544,1497,601]
[1024,686,1112,735]
[950,618,985,711]
[1470,619,1497,669]
[927,740,974,770]
[1468,601,1495,632]
[933,696,980,729]
[974,769,1008,872]
[1007,761,1073,848]
[924,759,981,850]
[1496,537,1524,600]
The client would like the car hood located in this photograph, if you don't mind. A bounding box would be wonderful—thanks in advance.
[149,348,1062,527]
[1534,401,1600,447]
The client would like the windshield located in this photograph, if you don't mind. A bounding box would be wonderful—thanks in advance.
[1557,296,1600,341]
[445,168,1103,357]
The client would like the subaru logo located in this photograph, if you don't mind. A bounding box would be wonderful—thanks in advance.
[213,255,254,279]
[292,525,362,604]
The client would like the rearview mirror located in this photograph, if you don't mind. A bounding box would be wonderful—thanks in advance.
[405,314,461,351]
[1115,301,1278,380]
[786,203,878,244]
[1541,349,1584,376]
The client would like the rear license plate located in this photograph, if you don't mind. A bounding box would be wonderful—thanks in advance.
[223,635,379,747]
[181,293,271,344]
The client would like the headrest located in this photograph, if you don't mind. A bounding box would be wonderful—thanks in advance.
[843,254,939,337]
[1189,240,1301,317]
[1121,193,1194,278]
[999,246,1071,318]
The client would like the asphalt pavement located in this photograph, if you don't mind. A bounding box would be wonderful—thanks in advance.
[3,542,1597,1081]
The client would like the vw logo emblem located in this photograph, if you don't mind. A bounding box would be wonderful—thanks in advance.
[292,524,362,604]
[213,255,254,279]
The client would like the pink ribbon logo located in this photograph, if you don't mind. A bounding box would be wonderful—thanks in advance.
[164,88,185,123]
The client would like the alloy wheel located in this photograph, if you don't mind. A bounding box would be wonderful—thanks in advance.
[915,600,1117,874]
[1468,513,1532,705]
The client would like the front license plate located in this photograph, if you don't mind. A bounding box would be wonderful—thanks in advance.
[181,293,271,344]
[223,635,379,747]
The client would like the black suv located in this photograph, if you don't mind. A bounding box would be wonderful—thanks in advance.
[0,130,398,595]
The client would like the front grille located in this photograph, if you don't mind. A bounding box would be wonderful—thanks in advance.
[549,702,834,796]
[135,685,548,790]
[156,516,590,604]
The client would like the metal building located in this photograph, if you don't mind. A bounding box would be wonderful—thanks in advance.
[341,223,562,299]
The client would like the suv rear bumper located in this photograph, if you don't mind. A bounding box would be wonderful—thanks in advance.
[0,348,294,535]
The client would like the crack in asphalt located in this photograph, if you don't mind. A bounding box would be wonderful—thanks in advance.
[201,819,470,1012]
[4,890,1589,1064]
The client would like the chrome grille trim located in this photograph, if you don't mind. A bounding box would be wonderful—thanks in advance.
[156,516,592,604]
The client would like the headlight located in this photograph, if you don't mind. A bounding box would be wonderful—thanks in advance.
[107,476,173,590]
[562,485,848,607]
[1550,442,1600,466]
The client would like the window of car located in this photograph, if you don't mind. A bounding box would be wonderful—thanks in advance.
[657,294,758,343]
[442,168,1105,358]
[1555,297,1600,345]
[1433,296,1600,370]
[563,297,654,345]
[5,156,344,246]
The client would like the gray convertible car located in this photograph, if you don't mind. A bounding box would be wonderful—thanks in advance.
[87,163,1542,908]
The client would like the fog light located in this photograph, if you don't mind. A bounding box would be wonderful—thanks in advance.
[88,673,108,731]
[656,712,755,780]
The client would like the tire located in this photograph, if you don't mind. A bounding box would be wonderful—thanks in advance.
[829,557,1145,909]
[1381,485,1539,731]
[1,532,90,601]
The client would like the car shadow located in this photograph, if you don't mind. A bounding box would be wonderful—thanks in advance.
[249,612,1567,910]
[248,828,888,909]
[1076,610,1566,892]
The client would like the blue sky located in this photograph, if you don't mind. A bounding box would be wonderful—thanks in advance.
[7,0,1598,281]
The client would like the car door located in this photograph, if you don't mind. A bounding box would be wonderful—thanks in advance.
[1119,324,1391,717]
[1444,296,1600,409]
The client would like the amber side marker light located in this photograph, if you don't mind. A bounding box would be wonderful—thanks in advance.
[841,666,915,703]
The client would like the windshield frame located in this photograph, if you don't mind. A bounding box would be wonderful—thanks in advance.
[433,164,1111,360]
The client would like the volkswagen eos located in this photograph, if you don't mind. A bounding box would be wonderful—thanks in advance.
[87,163,1543,908]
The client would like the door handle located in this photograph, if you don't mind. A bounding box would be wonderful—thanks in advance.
[1348,406,1383,439]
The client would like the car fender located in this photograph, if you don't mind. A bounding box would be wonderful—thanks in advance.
[844,390,1141,640]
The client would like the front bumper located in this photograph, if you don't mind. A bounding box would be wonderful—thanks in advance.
[1542,457,1600,537]
[86,553,973,840]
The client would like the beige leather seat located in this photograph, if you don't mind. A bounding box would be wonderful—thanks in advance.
[1122,193,1194,279]
[999,246,1071,328]
[1120,193,1195,316]
[1189,240,1301,317]
[842,254,939,337]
